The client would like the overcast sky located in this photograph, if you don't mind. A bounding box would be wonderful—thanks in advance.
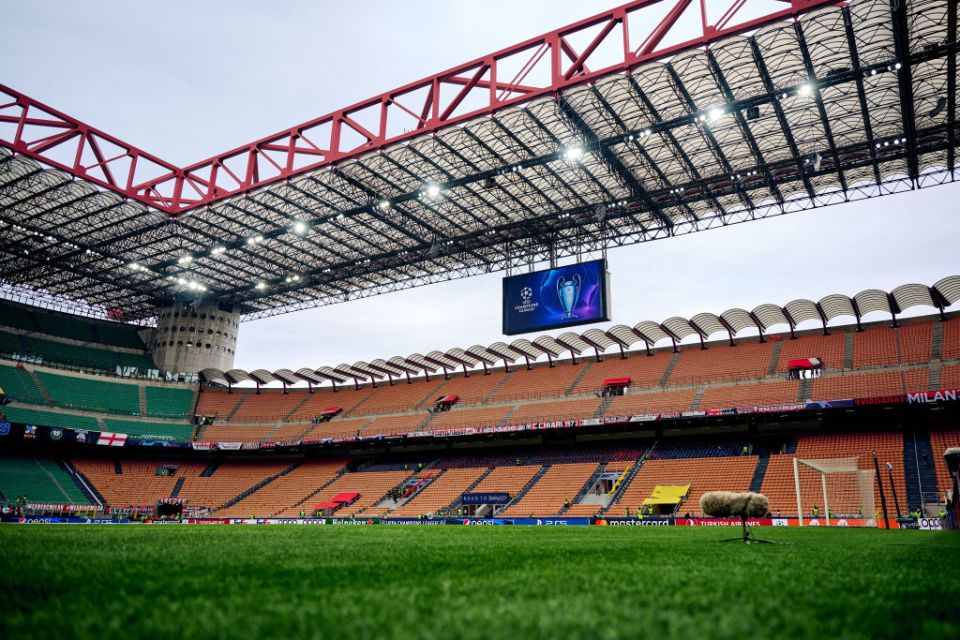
[3,1,958,373]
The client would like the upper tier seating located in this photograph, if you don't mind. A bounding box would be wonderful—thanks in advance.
[217,458,347,517]
[195,391,245,420]
[305,417,374,440]
[426,405,514,432]
[229,391,306,423]
[668,341,773,386]
[0,302,38,332]
[941,365,960,389]
[570,351,674,394]
[486,362,586,402]
[349,378,446,416]
[697,380,799,411]
[290,387,374,420]
[615,456,758,515]
[854,322,933,368]
[943,318,960,360]
[426,370,511,405]
[37,371,140,415]
[145,386,195,418]
[776,331,846,372]
[200,423,274,443]
[928,430,960,501]
[809,369,929,401]
[0,300,145,349]
[0,363,44,404]
[500,463,598,516]
[389,467,488,517]
[0,455,89,504]
[102,419,194,441]
[1,329,152,374]
[760,431,906,516]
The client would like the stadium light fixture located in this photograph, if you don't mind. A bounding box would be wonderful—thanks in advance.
[255,281,268,291]
[425,183,441,198]
[563,145,584,162]
[291,221,308,235]
[128,262,141,271]
[709,107,724,122]
[211,246,227,257]
[798,83,813,97]
[246,234,265,246]
[177,255,193,266]
[377,200,391,212]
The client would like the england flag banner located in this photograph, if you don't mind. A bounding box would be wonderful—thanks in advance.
[97,432,128,447]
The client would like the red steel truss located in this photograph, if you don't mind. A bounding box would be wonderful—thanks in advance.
[0,0,838,215]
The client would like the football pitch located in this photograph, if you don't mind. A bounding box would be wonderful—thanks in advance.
[1,526,958,639]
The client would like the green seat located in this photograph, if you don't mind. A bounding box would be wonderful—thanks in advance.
[1,406,101,430]
[103,419,193,441]
[145,386,195,418]
[23,336,117,372]
[94,323,145,349]
[0,364,45,405]
[33,312,95,343]
[119,352,156,372]
[0,302,38,332]
[36,372,139,415]
[0,455,89,504]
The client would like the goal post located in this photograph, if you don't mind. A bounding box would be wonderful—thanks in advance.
[793,456,876,526]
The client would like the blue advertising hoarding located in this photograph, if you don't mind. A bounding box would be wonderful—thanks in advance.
[502,259,610,335]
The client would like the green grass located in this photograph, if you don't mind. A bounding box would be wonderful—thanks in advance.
[1,526,958,639]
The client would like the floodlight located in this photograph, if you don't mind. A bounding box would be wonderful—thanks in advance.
[798,83,813,97]
[563,145,584,162]
[292,221,308,235]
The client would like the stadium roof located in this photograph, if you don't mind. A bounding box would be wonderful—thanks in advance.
[196,275,960,388]
[1,0,957,322]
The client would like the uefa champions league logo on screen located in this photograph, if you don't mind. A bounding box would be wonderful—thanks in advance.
[520,286,533,302]
[556,273,581,319]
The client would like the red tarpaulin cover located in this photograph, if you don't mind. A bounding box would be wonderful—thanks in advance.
[332,492,360,503]
[319,406,343,415]
[787,358,821,369]
[437,394,459,404]
[314,502,340,509]
[603,377,632,387]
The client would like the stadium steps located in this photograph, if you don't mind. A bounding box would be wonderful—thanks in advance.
[445,466,496,511]
[278,463,350,516]
[749,448,770,493]
[392,469,446,508]
[284,394,315,421]
[594,395,614,418]
[559,462,606,515]
[932,319,944,359]
[659,352,682,386]
[903,429,939,512]
[200,461,221,477]
[928,361,941,390]
[28,370,54,406]
[796,378,813,403]
[137,385,147,415]
[482,368,517,402]
[219,460,304,510]
[767,340,783,376]
[690,387,705,411]
[35,457,79,503]
[601,453,648,514]
[843,331,855,369]
[114,459,123,475]
[170,477,186,498]
[59,458,103,505]
[225,394,248,421]
[564,359,596,395]
[505,465,550,511]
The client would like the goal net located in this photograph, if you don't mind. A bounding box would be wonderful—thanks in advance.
[792,456,876,526]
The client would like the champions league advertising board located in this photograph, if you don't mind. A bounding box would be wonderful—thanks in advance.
[502,259,611,335]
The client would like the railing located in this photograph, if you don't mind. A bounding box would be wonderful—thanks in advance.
[0,352,198,384]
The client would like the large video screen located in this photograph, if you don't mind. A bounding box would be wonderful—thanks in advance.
[502,259,611,335]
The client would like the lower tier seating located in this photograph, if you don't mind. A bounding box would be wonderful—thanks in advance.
[0,455,89,504]
[390,467,488,517]
[501,463,598,516]
[275,469,411,518]
[218,458,348,517]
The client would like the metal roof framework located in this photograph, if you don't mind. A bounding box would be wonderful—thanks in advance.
[0,0,957,323]
[195,275,960,390]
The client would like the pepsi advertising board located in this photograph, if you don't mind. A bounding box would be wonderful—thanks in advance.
[502,259,610,335]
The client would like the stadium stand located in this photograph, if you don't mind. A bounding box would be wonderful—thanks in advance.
[668,341,774,386]
[175,459,295,509]
[200,424,274,443]
[217,458,347,517]
[776,331,846,372]
[0,455,89,504]
[810,369,929,401]
[425,371,511,405]
[426,405,514,432]
[36,371,140,415]
[615,456,759,516]
[928,430,960,502]
[569,351,674,394]
[697,380,799,411]
[228,390,305,423]
[469,465,542,498]
[605,388,698,417]
[101,419,194,441]
[348,378,446,415]
[941,365,960,389]
[144,385,196,419]
[487,362,587,402]
[304,417,373,440]
[276,469,411,517]
[0,363,45,404]
[71,459,206,507]
[760,431,906,517]
[500,463,598,516]
[0,406,101,431]
[389,467,488,517]
[942,318,960,360]
[853,322,934,368]
[507,397,602,423]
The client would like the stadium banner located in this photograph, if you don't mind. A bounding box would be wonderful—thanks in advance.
[217,442,243,450]
[805,399,855,410]
[502,258,611,335]
[706,409,737,416]
[191,442,216,451]
[0,421,10,436]
[600,517,674,526]
[460,492,510,505]
[676,517,774,527]
[905,388,960,405]
[447,517,590,526]
[917,517,944,531]
[382,518,446,525]
[854,394,905,407]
